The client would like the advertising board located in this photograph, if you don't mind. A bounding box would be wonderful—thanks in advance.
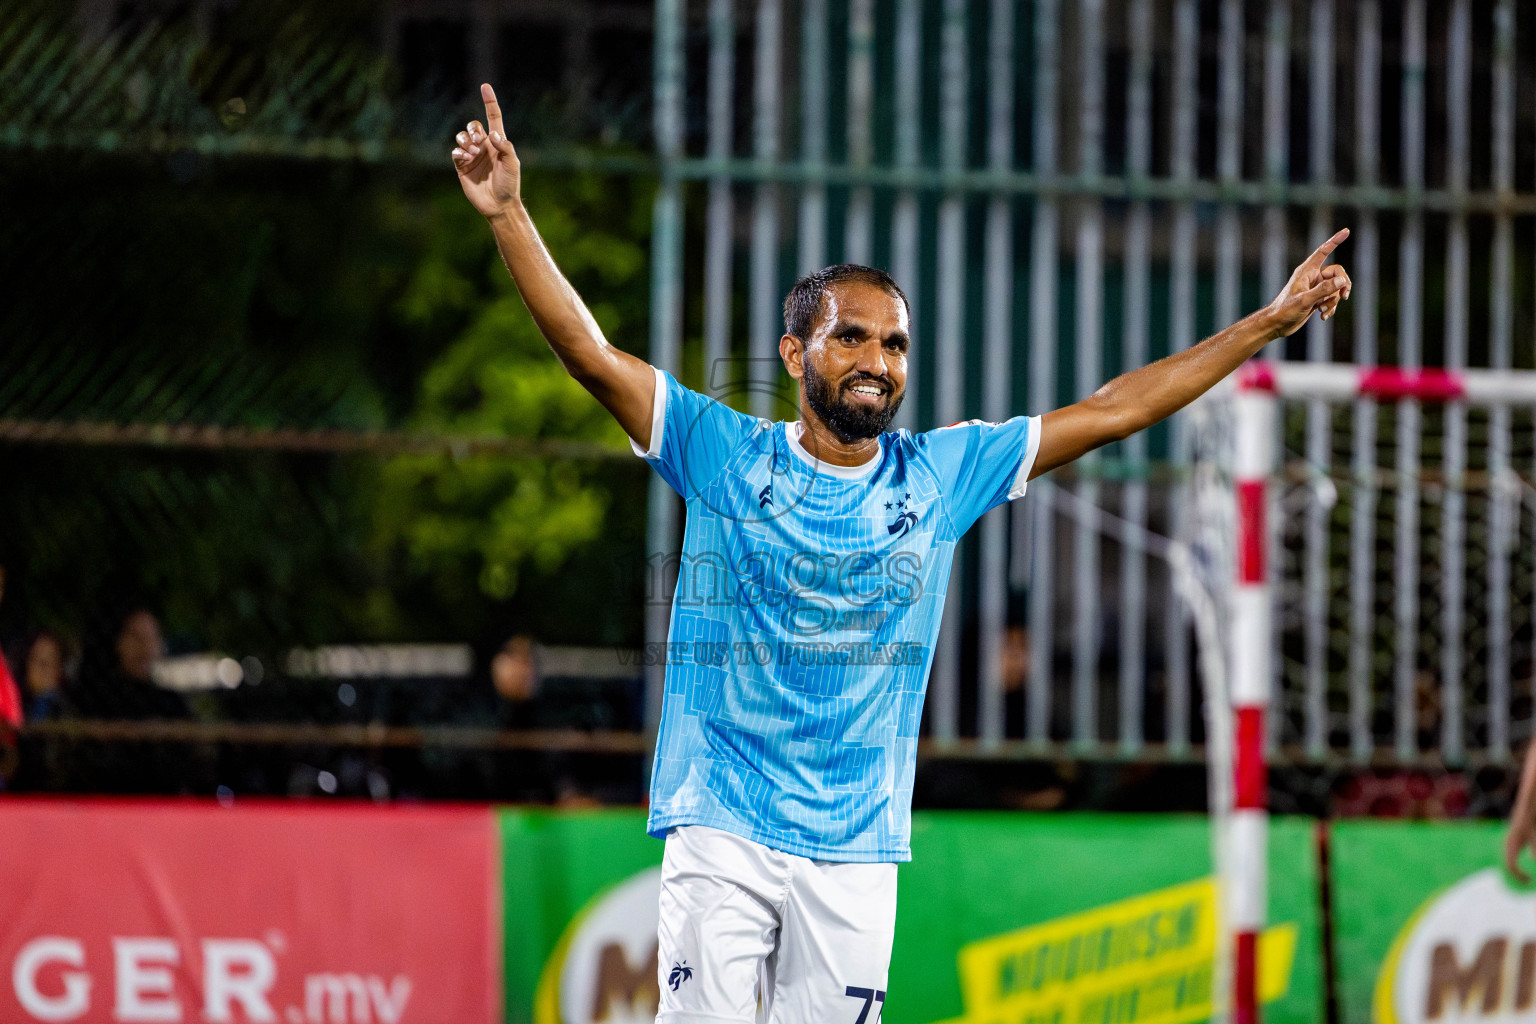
[1331,820,1534,1024]
[1,799,500,1024]
[502,811,1323,1024]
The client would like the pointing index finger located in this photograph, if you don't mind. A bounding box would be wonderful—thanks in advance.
[1306,227,1351,267]
[481,83,504,136]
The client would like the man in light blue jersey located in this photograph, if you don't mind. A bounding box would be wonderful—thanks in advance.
[452,85,1350,1023]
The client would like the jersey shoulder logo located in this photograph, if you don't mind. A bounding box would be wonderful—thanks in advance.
[668,961,693,991]
[937,418,990,429]
[758,483,774,508]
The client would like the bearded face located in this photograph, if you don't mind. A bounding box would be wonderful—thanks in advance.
[801,357,904,442]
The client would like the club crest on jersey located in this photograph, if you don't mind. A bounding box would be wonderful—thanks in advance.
[883,490,920,537]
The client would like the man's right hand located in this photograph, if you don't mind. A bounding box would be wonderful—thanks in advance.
[453,83,521,219]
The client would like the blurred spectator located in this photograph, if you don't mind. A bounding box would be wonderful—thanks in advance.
[22,632,70,722]
[0,566,22,729]
[444,634,619,805]
[73,607,189,720]
[1001,624,1030,740]
[491,635,541,723]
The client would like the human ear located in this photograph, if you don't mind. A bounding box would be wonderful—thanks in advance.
[779,334,805,381]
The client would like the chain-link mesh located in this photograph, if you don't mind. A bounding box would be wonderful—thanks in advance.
[1270,398,1536,816]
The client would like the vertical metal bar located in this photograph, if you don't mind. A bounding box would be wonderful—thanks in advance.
[470,0,495,94]
[1215,0,1243,330]
[1119,0,1154,755]
[931,0,969,744]
[978,0,1015,748]
[797,0,827,275]
[1261,0,1291,303]
[1261,1,1289,753]
[1440,0,1470,764]
[1072,0,1105,750]
[703,0,736,391]
[844,0,875,264]
[1347,0,1380,763]
[749,0,783,420]
[1488,0,1515,761]
[935,0,966,428]
[890,0,922,430]
[1027,0,1060,746]
[1303,0,1334,761]
[646,0,686,733]
[1394,0,1426,762]
[1165,0,1199,755]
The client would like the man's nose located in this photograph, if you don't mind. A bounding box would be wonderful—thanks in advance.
[853,340,889,377]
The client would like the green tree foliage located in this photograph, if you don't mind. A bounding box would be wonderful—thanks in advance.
[373,170,651,604]
[0,155,651,653]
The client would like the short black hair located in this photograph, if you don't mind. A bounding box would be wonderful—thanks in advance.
[782,264,910,341]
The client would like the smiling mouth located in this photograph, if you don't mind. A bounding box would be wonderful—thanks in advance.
[844,381,889,402]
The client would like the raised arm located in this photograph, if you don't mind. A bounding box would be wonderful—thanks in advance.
[452,84,657,448]
[1030,229,1352,478]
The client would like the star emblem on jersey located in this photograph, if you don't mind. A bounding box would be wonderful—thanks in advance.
[758,483,773,508]
[887,510,919,537]
[669,961,693,991]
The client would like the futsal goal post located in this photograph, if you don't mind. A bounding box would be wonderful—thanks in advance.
[1217,359,1536,1024]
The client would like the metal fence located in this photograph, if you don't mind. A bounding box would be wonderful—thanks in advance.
[645,0,1536,766]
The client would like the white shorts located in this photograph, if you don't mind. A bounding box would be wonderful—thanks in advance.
[655,825,897,1024]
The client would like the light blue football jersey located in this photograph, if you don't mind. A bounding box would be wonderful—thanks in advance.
[633,369,1041,861]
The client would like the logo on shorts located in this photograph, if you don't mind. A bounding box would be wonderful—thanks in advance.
[668,960,693,991]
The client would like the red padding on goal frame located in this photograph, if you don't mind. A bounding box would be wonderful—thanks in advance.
[1233,931,1260,1024]
[1359,367,1465,403]
[1236,360,1277,392]
[1237,481,1267,585]
[1235,706,1267,810]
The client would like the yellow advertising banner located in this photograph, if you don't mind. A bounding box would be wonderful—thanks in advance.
[925,879,1296,1024]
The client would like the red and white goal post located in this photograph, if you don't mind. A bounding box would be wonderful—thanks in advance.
[1220,359,1536,1024]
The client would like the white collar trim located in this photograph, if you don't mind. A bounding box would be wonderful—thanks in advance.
[785,421,881,480]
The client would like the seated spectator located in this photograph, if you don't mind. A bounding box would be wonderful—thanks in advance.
[73,607,189,720]
[23,632,70,722]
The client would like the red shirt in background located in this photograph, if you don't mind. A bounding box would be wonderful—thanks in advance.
[0,648,21,727]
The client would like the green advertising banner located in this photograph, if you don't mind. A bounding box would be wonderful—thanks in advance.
[500,811,1323,1024]
[1331,820,1533,1024]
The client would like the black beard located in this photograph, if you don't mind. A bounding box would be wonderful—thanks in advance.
[801,361,904,442]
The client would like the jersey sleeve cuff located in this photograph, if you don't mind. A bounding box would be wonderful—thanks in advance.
[628,366,668,459]
[1006,415,1044,500]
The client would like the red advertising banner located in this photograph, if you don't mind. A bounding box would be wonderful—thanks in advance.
[1,798,500,1024]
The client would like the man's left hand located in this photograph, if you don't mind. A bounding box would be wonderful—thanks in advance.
[1266,228,1352,338]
